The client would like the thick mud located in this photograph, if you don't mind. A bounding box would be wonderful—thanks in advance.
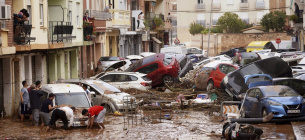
[0,111,297,140]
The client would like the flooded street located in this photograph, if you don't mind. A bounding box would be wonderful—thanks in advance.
[0,110,297,140]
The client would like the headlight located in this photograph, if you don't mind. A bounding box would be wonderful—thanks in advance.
[223,76,228,84]
[112,98,123,104]
[268,100,282,106]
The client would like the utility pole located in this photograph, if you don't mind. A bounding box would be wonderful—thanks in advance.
[207,0,213,57]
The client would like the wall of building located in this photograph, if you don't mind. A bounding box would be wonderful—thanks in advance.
[191,33,292,56]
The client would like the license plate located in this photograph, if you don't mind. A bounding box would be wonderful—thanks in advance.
[287,110,300,113]
[73,122,81,126]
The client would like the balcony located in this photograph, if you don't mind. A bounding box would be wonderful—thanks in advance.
[49,21,76,44]
[83,23,94,41]
[110,10,131,28]
[240,2,249,10]
[86,10,111,20]
[256,0,265,9]
[13,21,36,45]
[196,3,205,10]
[212,3,221,11]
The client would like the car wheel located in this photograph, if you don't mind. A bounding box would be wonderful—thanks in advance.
[262,108,268,118]
[207,80,214,91]
[102,104,113,113]
[163,75,173,85]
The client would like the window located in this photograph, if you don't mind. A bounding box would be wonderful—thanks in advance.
[197,14,205,26]
[100,75,115,82]
[248,89,256,97]
[0,0,4,4]
[163,54,173,65]
[241,0,248,3]
[213,0,220,3]
[137,63,158,74]
[227,0,234,5]
[212,13,222,25]
[39,0,44,26]
[197,0,203,4]
[218,64,236,74]
[27,0,31,25]
[129,75,138,81]
[114,74,131,82]
[68,1,72,23]
[76,2,80,26]
[180,58,187,69]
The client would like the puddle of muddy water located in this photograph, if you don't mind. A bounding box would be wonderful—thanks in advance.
[0,111,298,140]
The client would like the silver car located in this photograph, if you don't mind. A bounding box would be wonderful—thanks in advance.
[63,79,137,113]
[97,57,122,71]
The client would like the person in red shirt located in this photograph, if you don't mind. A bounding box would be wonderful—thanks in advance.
[82,106,106,129]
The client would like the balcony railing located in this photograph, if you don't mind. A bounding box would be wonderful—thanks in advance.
[256,0,265,9]
[83,23,94,41]
[86,9,111,20]
[196,3,205,10]
[240,2,249,10]
[14,21,36,45]
[49,21,76,44]
[212,3,221,11]
[111,10,130,26]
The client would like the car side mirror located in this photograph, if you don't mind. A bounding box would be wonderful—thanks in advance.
[90,91,96,95]
[256,95,260,100]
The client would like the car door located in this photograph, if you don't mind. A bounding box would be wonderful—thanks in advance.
[252,89,264,117]
[136,63,159,84]
[244,89,256,117]
[213,64,228,88]
[113,74,132,89]
[99,74,115,84]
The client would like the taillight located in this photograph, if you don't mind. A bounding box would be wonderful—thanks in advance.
[97,61,101,65]
[140,82,149,86]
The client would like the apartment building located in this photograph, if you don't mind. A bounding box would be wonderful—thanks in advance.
[177,0,271,47]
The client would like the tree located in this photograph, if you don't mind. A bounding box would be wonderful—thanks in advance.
[260,11,287,32]
[189,22,205,36]
[216,12,246,33]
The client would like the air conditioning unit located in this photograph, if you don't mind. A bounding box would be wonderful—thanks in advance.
[0,5,11,19]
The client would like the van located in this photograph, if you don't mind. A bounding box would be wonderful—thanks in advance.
[41,84,91,127]
[160,46,187,54]
[246,41,276,52]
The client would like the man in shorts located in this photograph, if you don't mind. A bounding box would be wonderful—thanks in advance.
[82,106,106,129]
[40,93,57,126]
[20,80,29,123]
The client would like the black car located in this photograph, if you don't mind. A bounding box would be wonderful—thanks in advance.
[273,78,305,97]
[218,47,246,57]
[221,57,293,100]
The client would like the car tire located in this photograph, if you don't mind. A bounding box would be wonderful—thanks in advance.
[207,80,214,91]
[163,75,173,85]
[262,108,268,118]
[102,104,113,113]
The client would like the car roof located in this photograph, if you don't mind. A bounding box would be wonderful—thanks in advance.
[273,77,302,81]
[104,71,147,76]
[41,84,85,94]
[255,85,289,90]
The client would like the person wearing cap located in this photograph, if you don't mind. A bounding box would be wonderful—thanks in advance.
[40,93,57,126]
[82,106,106,129]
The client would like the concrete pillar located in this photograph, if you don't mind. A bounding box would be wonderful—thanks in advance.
[106,36,110,56]
[35,55,47,85]
[112,36,118,56]
[70,50,78,79]
[24,55,32,84]
[56,52,65,80]
[95,43,102,65]
[48,53,57,83]
[3,58,12,116]
[64,51,70,79]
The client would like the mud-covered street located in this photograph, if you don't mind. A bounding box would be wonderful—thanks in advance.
[0,110,296,140]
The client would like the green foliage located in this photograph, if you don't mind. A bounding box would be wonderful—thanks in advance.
[189,22,205,35]
[216,12,246,33]
[200,28,222,34]
[244,23,254,29]
[289,14,298,22]
[154,16,164,28]
[260,11,287,32]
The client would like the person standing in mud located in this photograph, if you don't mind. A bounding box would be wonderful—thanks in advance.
[46,106,76,131]
[20,80,30,123]
[82,85,91,101]
[29,81,43,126]
[82,106,106,129]
[40,93,57,126]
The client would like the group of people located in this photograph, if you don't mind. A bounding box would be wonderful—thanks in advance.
[20,80,106,130]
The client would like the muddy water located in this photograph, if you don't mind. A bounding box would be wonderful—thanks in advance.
[0,111,297,140]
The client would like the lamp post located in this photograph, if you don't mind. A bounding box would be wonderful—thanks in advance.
[207,0,213,57]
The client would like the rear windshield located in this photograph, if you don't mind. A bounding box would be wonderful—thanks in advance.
[240,53,259,58]
[163,54,173,65]
[99,57,120,61]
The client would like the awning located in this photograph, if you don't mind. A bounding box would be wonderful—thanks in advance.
[152,37,162,44]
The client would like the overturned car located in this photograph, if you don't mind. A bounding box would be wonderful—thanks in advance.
[221,57,292,100]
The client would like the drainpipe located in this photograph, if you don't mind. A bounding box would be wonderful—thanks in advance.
[11,58,15,117]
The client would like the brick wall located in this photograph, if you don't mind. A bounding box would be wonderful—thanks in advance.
[191,33,292,56]
[6,0,13,47]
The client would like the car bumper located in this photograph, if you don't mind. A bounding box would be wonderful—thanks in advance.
[266,105,305,118]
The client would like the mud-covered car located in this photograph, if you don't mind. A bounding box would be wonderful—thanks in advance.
[63,79,136,113]
[167,54,193,80]
[41,84,91,127]
[221,57,292,100]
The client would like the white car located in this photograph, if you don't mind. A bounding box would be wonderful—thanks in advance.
[291,65,305,73]
[96,72,152,90]
[126,55,143,63]
[193,55,232,69]
[140,52,156,57]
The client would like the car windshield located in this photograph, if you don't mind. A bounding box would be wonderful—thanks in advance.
[99,57,119,61]
[163,54,173,65]
[262,86,299,97]
[91,82,121,94]
[55,93,90,107]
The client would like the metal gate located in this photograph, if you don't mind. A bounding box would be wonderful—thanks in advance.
[0,58,4,116]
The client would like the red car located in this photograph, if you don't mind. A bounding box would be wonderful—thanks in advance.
[126,53,179,86]
[206,63,238,91]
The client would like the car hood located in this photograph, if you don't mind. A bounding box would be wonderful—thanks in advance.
[224,57,292,95]
[106,92,131,100]
[267,96,303,105]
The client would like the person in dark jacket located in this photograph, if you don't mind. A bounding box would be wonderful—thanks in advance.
[295,3,300,18]
[29,81,43,126]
